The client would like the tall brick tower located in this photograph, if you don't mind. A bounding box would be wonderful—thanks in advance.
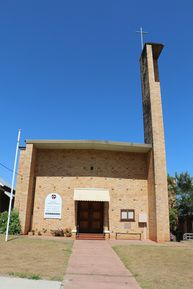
[140,43,170,242]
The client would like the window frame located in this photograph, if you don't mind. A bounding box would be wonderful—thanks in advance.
[120,209,135,222]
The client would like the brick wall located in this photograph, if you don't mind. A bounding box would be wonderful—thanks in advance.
[15,147,150,240]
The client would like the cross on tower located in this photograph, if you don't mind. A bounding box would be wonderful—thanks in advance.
[136,27,148,51]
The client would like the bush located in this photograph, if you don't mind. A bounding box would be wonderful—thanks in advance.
[64,228,72,237]
[50,229,64,237]
[0,210,21,235]
[50,228,72,237]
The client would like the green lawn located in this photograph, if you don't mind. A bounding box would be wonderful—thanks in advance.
[113,242,193,289]
[0,235,73,281]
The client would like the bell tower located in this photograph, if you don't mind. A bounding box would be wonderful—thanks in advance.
[140,43,170,242]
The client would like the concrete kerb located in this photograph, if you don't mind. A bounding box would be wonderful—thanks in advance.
[0,276,61,289]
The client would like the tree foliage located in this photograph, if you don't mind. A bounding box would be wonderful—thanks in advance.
[175,172,193,218]
[168,174,178,233]
[168,175,176,209]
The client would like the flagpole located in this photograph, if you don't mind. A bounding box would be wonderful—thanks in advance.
[5,129,21,242]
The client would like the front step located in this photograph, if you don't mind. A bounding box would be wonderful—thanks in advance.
[76,233,105,240]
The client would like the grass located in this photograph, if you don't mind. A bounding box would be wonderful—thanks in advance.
[113,242,193,289]
[0,235,73,281]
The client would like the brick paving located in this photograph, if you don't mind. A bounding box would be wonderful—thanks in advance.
[61,240,142,289]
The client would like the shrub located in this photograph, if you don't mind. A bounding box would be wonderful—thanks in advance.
[64,228,72,237]
[0,210,21,235]
[50,229,64,237]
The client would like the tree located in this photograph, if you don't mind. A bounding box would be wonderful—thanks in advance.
[175,172,193,219]
[168,172,193,235]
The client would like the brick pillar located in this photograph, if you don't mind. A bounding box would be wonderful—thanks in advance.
[140,43,170,242]
[14,144,36,234]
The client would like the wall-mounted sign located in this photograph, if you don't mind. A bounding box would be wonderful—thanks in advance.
[44,193,62,219]
[139,213,147,223]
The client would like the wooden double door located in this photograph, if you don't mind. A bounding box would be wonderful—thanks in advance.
[77,201,104,233]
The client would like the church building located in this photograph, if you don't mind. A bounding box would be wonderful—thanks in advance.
[15,43,170,242]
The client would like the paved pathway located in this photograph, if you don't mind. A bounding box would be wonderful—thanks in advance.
[0,276,61,289]
[62,240,142,289]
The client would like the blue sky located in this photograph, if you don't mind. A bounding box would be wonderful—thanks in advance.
[0,0,193,183]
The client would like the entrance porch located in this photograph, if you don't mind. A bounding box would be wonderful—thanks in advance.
[73,188,110,239]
